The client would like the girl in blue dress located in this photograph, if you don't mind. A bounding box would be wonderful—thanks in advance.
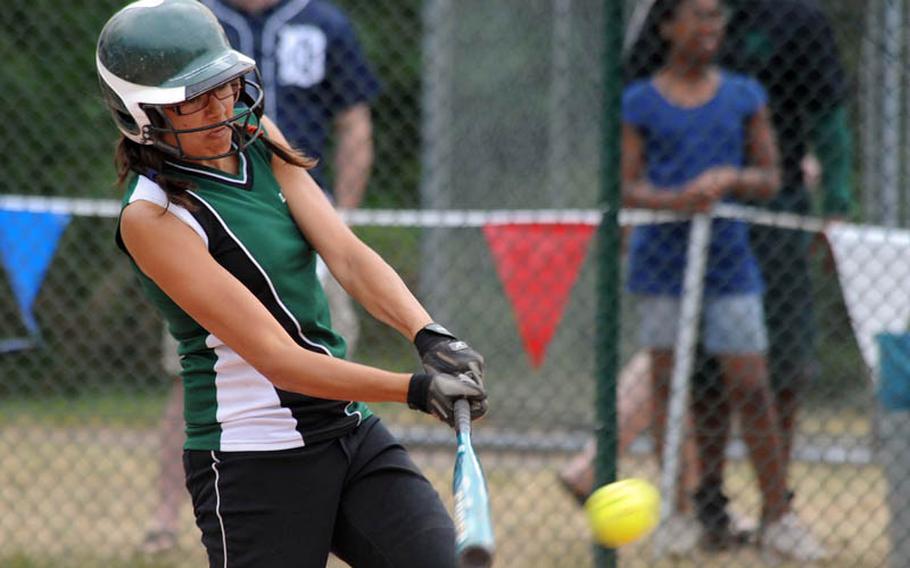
[621,0,826,560]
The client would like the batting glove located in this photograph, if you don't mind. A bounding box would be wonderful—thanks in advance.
[414,323,485,379]
[407,372,488,426]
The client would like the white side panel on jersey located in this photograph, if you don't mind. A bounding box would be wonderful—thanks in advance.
[207,333,305,451]
[129,176,210,247]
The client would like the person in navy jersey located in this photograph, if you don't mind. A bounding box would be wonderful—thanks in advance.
[203,0,380,206]
[620,0,826,561]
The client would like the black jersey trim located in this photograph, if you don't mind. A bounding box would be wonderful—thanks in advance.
[185,190,363,443]
[166,148,253,190]
[186,190,330,356]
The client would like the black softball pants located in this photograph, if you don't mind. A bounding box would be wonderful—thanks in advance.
[184,417,455,568]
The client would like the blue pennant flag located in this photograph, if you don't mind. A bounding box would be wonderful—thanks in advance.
[0,209,71,335]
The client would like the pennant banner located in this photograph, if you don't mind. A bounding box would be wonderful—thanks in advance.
[483,223,595,368]
[0,209,71,335]
[827,224,910,380]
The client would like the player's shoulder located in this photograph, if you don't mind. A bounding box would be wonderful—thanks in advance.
[120,178,210,253]
[121,174,167,209]
[119,184,172,243]
[121,197,166,226]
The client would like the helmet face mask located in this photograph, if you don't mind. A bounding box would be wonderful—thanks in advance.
[96,0,265,160]
[143,73,265,161]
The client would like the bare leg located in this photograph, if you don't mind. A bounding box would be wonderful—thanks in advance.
[618,350,655,452]
[691,356,730,492]
[720,354,789,521]
[143,378,185,553]
[559,439,597,503]
[559,349,700,511]
[774,383,802,477]
[559,350,655,500]
[648,350,694,512]
[691,355,755,549]
[679,426,700,513]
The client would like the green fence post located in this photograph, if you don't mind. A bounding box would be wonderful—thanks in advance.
[595,0,623,566]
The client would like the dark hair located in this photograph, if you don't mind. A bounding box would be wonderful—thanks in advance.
[114,124,316,209]
[115,137,195,208]
[652,0,687,24]
[623,0,688,81]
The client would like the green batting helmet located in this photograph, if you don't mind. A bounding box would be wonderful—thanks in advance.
[96,0,264,157]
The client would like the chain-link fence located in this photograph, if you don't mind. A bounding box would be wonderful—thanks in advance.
[3,0,910,567]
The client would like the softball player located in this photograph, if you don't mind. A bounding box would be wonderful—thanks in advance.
[97,2,486,566]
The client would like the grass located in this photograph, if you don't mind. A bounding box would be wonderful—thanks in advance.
[0,409,893,567]
[0,391,169,429]
[0,384,891,567]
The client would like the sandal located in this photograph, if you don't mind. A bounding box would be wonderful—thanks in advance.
[557,472,591,507]
[140,529,178,555]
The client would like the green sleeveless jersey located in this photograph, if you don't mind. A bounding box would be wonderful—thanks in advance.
[117,138,371,451]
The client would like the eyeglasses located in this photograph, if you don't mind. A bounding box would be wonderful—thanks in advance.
[689,5,730,25]
[171,78,243,116]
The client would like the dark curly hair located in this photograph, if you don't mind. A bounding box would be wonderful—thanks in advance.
[624,0,692,81]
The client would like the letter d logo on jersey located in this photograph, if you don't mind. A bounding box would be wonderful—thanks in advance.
[277,25,327,88]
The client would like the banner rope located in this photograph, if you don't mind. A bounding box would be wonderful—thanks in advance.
[0,194,844,232]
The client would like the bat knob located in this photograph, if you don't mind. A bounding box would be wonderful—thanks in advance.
[460,546,493,568]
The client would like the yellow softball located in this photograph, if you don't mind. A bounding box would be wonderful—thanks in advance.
[584,478,661,548]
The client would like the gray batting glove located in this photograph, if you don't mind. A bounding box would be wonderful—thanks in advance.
[414,323,485,379]
[407,372,488,426]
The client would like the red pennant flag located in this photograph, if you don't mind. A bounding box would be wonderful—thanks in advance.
[483,223,596,368]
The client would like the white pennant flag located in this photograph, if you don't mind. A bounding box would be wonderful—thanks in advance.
[827,224,910,382]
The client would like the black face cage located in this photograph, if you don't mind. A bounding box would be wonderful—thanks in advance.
[141,73,266,161]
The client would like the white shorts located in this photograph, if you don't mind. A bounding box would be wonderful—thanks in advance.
[636,293,768,355]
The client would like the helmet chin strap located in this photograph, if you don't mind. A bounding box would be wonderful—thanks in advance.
[152,123,249,162]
